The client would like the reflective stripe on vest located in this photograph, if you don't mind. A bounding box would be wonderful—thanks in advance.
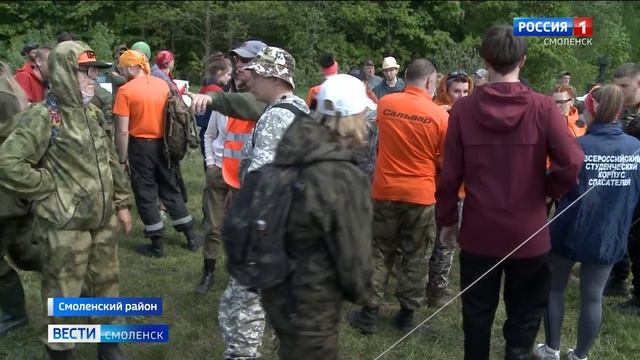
[223,148,242,159]
[222,117,256,189]
[226,132,252,142]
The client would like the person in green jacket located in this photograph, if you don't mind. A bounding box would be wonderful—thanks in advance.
[90,85,114,139]
[261,74,373,360]
[0,41,134,360]
[0,61,40,337]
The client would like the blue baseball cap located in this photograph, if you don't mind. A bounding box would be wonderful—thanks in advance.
[230,40,267,59]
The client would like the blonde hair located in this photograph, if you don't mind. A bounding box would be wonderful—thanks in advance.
[0,62,28,111]
[592,84,624,124]
[314,109,366,146]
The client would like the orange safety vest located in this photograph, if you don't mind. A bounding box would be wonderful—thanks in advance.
[222,117,256,189]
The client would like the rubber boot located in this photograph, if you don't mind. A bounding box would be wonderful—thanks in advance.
[393,306,414,333]
[135,236,164,258]
[346,306,379,334]
[183,228,201,252]
[0,271,28,336]
[97,343,126,360]
[193,259,216,294]
[45,347,74,360]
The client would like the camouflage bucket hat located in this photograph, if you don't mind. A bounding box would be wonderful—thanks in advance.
[244,46,296,89]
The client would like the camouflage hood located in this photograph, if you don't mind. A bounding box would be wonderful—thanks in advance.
[49,41,90,107]
[274,116,356,166]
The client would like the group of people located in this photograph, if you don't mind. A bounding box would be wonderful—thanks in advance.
[1,23,640,360]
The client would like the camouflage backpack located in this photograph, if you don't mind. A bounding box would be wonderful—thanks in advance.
[163,88,199,166]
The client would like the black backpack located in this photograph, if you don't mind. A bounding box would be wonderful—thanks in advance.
[163,88,199,166]
[223,164,305,289]
[223,102,307,289]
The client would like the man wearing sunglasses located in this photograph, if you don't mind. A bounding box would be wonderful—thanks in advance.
[0,42,134,360]
[551,85,586,137]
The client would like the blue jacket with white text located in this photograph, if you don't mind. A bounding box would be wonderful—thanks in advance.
[551,122,640,264]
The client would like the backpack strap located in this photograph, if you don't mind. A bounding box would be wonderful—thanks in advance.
[252,102,307,148]
[271,102,307,119]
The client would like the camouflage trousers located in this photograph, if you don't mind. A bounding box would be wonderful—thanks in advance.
[261,283,341,360]
[218,276,266,359]
[39,214,120,351]
[427,241,455,290]
[202,165,229,260]
[369,200,436,310]
[0,215,39,324]
[428,200,463,290]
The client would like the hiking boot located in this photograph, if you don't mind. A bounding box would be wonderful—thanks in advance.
[603,278,629,297]
[567,348,587,360]
[97,343,126,360]
[346,306,379,334]
[427,286,455,308]
[135,236,164,258]
[183,229,201,252]
[533,343,560,360]
[45,347,74,360]
[0,313,28,336]
[616,296,640,315]
[193,259,216,294]
[504,346,534,360]
[393,307,414,333]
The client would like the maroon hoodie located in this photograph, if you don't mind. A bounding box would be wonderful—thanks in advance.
[435,82,583,259]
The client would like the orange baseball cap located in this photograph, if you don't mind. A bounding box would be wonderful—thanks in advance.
[78,50,111,68]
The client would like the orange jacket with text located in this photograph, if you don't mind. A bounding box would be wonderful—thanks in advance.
[372,85,449,205]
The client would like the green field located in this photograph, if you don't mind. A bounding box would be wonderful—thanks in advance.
[1,150,639,360]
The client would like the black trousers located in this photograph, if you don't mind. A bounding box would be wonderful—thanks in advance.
[128,138,193,238]
[610,203,640,296]
[460,251,551,360]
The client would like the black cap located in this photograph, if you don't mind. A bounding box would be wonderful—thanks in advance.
[21,43,40,56]
[319,53,336,69]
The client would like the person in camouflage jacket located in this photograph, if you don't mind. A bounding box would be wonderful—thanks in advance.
[260,74,373,360]
[0,61,39,337]
[0,41,133,360]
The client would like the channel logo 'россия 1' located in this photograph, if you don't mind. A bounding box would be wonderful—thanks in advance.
[513,17,592,37]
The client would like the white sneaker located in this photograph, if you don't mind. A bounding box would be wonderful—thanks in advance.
[567,348,588,360]
[533,343,560,360]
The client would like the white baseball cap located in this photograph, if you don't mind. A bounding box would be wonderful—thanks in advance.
[317,74,376,117]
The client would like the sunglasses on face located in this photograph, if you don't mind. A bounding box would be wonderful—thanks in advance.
[555,98,573,104]
[232,55,253,65]
[78,66,99,78]
[448,70,468,78]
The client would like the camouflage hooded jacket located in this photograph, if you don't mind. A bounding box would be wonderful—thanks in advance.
[0,41,133,230]
[273,116,373,305]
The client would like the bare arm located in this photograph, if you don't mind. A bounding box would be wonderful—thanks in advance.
[115,116,130,163]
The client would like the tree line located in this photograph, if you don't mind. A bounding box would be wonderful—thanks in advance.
[1,1,638,93]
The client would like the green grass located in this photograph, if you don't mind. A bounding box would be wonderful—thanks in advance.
[2,150,640,359]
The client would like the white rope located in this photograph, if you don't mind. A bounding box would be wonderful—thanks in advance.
[374,148,640,359]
